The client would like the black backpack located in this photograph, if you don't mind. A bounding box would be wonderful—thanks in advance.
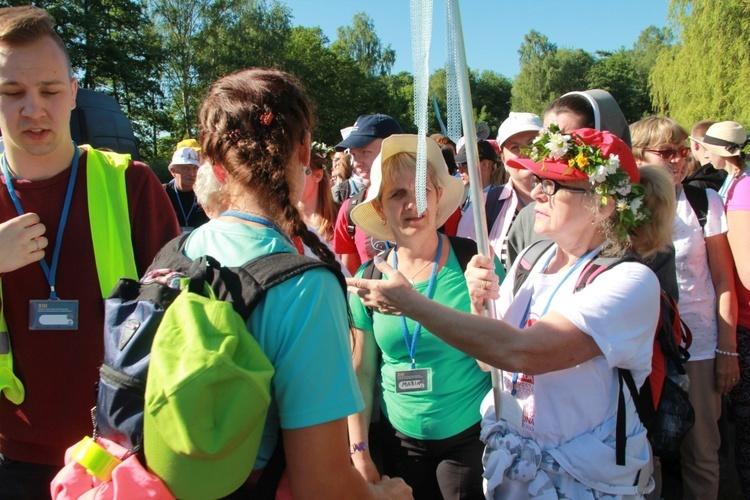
[345,188,369,239]
[95,234,345,466]
[513,240,694,465]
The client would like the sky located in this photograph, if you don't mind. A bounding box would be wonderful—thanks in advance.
[284,0,672,79]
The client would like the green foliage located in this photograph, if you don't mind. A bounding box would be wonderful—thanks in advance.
[511,31,594,115]
[331,12,396,77]
[651,0,750,126]
[586,49,652,122]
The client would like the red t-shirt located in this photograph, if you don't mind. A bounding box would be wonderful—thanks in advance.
[0,151,179,465]
[332,193,371,266]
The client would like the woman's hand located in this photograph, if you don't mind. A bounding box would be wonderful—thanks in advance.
[351,451,381,484]
[716,353,741,394]
[346,256,417,316]
[464,254,500,315]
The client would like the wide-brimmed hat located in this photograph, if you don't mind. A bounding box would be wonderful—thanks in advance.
[506,127,639,183]
[496,112,542,149]
[691,121,747,158]
[350,134,465,241]
[334,114,403,151]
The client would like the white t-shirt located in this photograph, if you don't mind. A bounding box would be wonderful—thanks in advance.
[483,244,659,451]
[673,188,727,360]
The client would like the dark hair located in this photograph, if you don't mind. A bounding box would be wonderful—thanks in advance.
[0,6,71,77]
[198,68,338,268]
[440,145,458,176]
[544,94,595,129]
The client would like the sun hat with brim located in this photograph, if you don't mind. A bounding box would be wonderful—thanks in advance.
[506,127,640,183]
[350,134,465,242]
[691,121,748,158]
[144,289,274,500]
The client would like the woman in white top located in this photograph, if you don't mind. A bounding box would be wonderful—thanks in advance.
[631,116,738,500]
[348,126,676,498]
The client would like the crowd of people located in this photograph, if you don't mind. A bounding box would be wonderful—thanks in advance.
[0,4,748,500]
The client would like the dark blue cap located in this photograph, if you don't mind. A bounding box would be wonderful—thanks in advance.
[335,114,403,151]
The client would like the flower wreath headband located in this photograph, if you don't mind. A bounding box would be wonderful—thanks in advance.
[522,124,651,242]
[311,141,333,159]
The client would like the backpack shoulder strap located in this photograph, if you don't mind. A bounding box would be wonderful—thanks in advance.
[447,235,478,272]
[512,239,555,296]
[235,253,345,319]
[574,253,636,292]
[484,186,507,232]
[346,189,369,239]
[682,184,709,229]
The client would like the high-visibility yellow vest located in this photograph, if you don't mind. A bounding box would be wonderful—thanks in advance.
[0,147,138,404]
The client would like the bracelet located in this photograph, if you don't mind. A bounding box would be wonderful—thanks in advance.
[716,348,740,357]
[350,440,368,455]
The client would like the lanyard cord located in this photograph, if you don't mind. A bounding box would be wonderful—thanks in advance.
[173,181,197,225]
[220,210,294,247]
[393,233,443,369]
[1,144,80,299]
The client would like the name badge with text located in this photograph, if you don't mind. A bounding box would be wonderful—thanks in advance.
[395,368,432,393]
[29,300,79,330]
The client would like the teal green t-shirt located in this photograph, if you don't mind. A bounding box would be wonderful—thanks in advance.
[350,239,503,440]
[185,219,363,469]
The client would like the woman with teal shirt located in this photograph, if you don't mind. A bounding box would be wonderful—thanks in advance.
[347,135,504,499]
[183,68,411,499]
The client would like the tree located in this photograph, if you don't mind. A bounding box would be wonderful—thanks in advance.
[651,0,750,125]
[511,31,594,115]
[586,49,651,123]
[511,30,559,115]
[151,0,206,141]
[331,12,396,77]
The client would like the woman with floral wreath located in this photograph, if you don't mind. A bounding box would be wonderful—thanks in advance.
[348,126,676,498]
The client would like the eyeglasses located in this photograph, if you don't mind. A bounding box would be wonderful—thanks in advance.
[644,147,690,160]
[531,175,590,196]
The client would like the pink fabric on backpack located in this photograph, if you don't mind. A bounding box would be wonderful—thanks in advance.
[51,438,174,499]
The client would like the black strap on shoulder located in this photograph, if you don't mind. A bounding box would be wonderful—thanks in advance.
[484,186,507,231]
[682,184,709,229]
[512,239,555,296]
[573,253,636,292]
[346,189,369,239]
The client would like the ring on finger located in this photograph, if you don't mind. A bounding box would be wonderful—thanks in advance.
[481,280,487,290]
[34,239,39,251]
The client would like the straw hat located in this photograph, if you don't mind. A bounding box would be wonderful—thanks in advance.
[350,135,465,241]
[691,121,747,158]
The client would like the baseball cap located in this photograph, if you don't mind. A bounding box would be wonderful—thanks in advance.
[144,291,275,499]
[170,147,200,168]
[496,112,542,148]
[454,140,499,164]
[506,127,640,183]
[335,114,403,151]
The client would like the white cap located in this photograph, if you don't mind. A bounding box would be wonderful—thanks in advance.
[170,147,200,167]
[496,112,543,148]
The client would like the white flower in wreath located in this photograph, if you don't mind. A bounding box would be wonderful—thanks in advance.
[616,199,629,212]
[616,184,632,196]
[605,156,619,175]
[630,197,643,212]
[590,164,610,184]
[545,132,571,158]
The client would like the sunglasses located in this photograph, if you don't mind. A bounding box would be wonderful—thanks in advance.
[531,175,590,196]
[644,147,690,160]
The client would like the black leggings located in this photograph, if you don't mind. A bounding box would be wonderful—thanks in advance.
[731,324,750,498]
[379,414,485,500]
